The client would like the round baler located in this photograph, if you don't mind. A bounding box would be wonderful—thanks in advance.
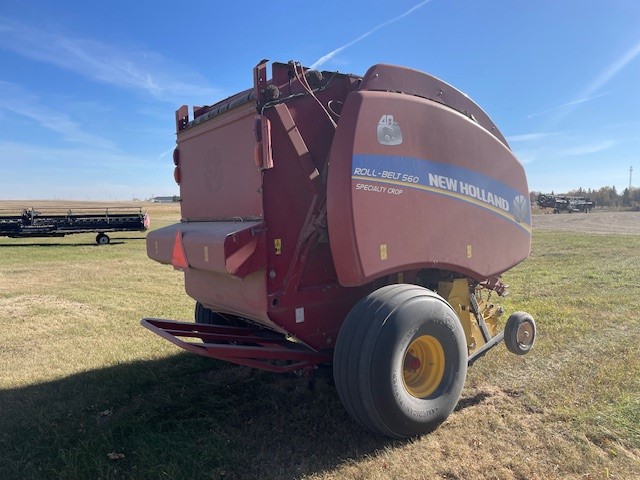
[143,60,536,439]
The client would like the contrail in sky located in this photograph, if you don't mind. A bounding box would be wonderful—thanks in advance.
[535,37,640,124]
[582,37,640,98]
[309,0,432,70]
[527,91,612,118]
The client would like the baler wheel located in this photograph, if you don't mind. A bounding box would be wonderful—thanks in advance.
[403,335,446,398]
[333,285,467,439]
[504,312,536,355]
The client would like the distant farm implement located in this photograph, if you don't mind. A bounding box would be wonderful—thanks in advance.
[0,206,149,244]
[537,194,595,213]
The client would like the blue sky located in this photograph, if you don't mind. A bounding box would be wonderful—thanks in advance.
[1,0,639,200]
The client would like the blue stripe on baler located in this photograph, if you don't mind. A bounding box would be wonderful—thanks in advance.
[351,154,532,231]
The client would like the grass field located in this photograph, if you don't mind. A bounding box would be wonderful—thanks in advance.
[0,204,638,479]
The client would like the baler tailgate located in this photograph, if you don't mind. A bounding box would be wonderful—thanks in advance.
[141,318,331,373]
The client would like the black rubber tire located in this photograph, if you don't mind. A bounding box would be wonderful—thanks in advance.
[333,284,467,439]
[504,311,536,355]
[96,233,110,245]
[194,302,245,327]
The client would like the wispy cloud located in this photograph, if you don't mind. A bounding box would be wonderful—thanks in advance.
[0,81,115,148]
[507,132,555,142]
[0,17,218,103]
[560,140,616,156]
[310,0,432,69]
[0,140,143,168]
[156,146,175,161]
[532,37,640,124]
[0,140,175,200]
[581,37,640,99]
[512,133,617,165]
[527,91,612,119]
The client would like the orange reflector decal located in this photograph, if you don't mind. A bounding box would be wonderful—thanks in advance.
[171,230,189,271]
[254,143,263,168]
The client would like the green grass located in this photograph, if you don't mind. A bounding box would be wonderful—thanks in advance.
[0,207,639,479]
[501,232,640,453]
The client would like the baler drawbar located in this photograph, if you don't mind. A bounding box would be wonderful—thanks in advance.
[143,60,537,439]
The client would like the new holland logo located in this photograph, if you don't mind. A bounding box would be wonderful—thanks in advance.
[204,148,224,193]
[512,195,530,223]
[377,115,403,146]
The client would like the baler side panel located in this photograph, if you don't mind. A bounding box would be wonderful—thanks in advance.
[259,77,371,350]
[360,64,510,148]
[327,90,531,286]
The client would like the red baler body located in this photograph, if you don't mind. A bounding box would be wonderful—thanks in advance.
[145,61,531,369]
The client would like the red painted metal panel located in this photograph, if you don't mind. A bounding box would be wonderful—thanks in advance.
[327,88,530,286]
[146,221,266,278]
[256,74,371,351]
[360,64,509,148]
[177,102,263,221]
[184,268,272,329]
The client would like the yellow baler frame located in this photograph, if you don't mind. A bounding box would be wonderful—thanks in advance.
[438,278,503,356]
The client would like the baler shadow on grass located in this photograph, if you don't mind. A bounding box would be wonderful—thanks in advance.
[0,353,402,480]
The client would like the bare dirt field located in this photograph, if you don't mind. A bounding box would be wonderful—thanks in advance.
[533,210,640,235]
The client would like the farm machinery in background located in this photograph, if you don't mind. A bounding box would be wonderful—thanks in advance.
[0,206,149,244]
[142,60,537,439]
[537,193,595,213]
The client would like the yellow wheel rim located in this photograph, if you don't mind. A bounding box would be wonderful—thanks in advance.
[402,335,445,398]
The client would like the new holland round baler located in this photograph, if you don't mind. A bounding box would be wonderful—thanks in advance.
[143,60,536,439]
